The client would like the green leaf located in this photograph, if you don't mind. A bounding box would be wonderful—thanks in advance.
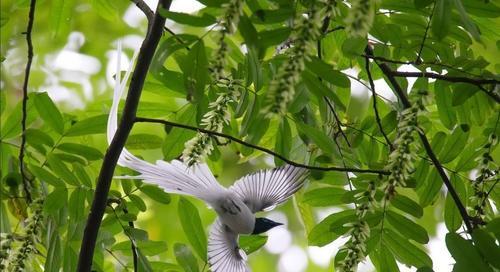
[370,247,400,272]
[238,15,259,48]
[451,83,479,106]
[183,40,208,102]
[304,71,346,112]
[178,197,207,261]
[73,163,93,188]
[125,133,163,150]
[68,188,86,221]
[295,122,337,154]
[57,143,103,161]
[439,124,470,163]
[471,229,500,269]
[161,11,216,27]
[137,240,168,256]
[274,118,291,166]
[303,187,347,207]
[66,114,108,137]
[452,0,480,41]
[1,95,36,139]
[45,229,62,272]
[140,185,171,204]
[129,194,147,212]
[246,46,263,91]
[163,106,197,160]
[30,165,66,187]
[50,0,76,38]
[25,128,55,147]
[239,235,267,254]
[434,82,456,130]
[47,154,79,186]
[417,168,442,207]
[34,92,64,134]
[384,228,432,268]
[174,243,199,272]
[137,249,154,272]
[305,58,350,88]
[125,227,149,241]
[446,232,492,272]
[308,210,356,246]
[386,210,429,244]
[444,174,466,232]
[432,0,452,40]
[391,195,423,218]
[341,37,367,57]
[258,27,291,49]
[251,8,294,24]
[43,188,68,215]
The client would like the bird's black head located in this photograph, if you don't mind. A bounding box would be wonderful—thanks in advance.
[252,217,283,235]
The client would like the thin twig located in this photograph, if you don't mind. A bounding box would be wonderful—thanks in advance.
[364,51,393,151]
[390,71,500,103]
[366,46,474,233]
[134,116,390,175]
[105,248,129,270]
[19,0,38,203]
[77,1,172,271]
[123,207,138,272]
[415,3,436,64]
[324,98,351,147]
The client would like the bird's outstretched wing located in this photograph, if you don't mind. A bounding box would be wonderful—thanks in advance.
[208,219,249,272]
[107,44,224,203]
[229,165,308,213]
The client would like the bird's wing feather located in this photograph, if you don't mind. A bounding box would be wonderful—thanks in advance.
[107,44,224,203]
[208,219,250,272]
[229,165,308,213]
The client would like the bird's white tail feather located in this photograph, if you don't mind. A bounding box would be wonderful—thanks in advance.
[107,43,225,203]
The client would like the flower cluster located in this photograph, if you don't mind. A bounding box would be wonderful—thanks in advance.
[337,181,376,272]
[0,233,13,270]
[5,198,43,272]
[182,81,242,166]
[471,133,498,223]
[211,0,244,81]
[345,0,375,37]
[262,2,330,117]
[383,105,420,200]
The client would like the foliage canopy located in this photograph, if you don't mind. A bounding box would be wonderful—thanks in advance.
[0,0,499,271]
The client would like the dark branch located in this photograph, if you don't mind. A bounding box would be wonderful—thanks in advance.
[390,71,500,86]
[364,51,393,151]
[129,0,190,50]
[390,71,500,103]
[134,117,389,174]
[77,1,172,271]
[19,0,37,203]
[366,46,474,233]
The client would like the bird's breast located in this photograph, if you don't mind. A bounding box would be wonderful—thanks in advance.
[214,194,255,234]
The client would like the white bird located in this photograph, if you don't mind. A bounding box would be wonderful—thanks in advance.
[107,45,309,272]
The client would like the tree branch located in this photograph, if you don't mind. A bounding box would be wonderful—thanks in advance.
[364,50,393,151]
[366,46,474,233]
[390,71,500,103]
[19,0,37,203]
[77,1,172,271]
[129,0,190,51]
[390,71,500,86]
[134,117,389,175]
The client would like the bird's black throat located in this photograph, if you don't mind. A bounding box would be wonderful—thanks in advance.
[251,217,283,235]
